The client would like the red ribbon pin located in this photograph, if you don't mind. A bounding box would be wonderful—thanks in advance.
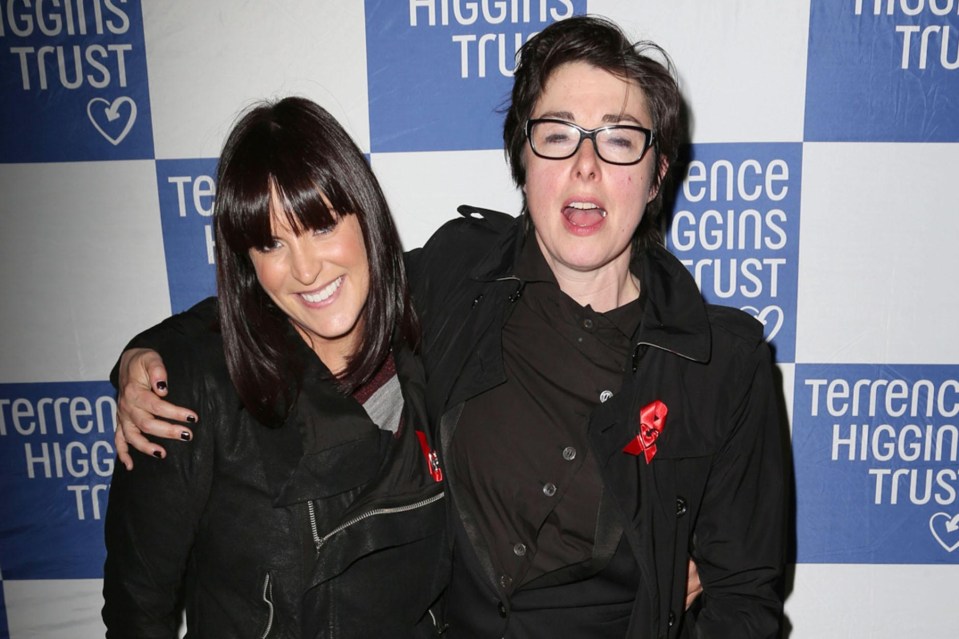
[623,400,668,464]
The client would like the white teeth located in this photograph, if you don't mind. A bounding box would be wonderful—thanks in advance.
[567,201,607,217]
[301,276,342,303]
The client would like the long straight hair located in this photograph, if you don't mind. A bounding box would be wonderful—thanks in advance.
[214,97,417,425]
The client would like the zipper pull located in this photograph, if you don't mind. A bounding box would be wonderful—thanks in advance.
[416,430,444,483]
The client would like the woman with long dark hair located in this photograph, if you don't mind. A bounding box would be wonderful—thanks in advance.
[102,97,447,639]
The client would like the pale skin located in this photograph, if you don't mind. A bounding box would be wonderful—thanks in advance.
[523,61,665,313]
[249,208,370,375]
[111,60,704,609]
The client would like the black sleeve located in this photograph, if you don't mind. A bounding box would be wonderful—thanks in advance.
[108,296,219,388]
[102,341,217,637]
[692,341,786,638]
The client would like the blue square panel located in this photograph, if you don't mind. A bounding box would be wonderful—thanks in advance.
[805,0,959,142]
[365,0,587,152]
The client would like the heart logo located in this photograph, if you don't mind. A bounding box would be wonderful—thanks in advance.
[86,97,137,146]
[929,512,959,552]
[741,305,784,342]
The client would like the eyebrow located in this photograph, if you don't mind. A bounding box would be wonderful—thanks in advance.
[536,110,644,126]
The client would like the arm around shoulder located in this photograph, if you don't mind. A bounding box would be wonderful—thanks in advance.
[102,345,217,637]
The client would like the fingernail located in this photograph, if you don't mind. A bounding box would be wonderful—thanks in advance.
[156,380,167,391]
[180,431,192,441]
[186,414,197,423]
[153,451,163,459]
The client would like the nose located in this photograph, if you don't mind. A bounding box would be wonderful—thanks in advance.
[289,240,321,284]
[572,135,600,179]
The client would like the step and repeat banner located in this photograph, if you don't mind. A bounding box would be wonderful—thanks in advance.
[1,1,957,637]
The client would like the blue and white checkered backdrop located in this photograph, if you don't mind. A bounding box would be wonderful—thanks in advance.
[1,1,957,637]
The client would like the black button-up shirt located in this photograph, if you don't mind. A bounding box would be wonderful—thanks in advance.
[451,236,642,594]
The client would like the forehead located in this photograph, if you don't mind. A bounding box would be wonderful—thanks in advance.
[534,61,651,124]
[267,187,297,232]
[267,185,337,235]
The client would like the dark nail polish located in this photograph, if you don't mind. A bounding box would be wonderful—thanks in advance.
[186,415,197,423]
[156,380,167,391]
[180,431,192,441]
[153,451,163,459]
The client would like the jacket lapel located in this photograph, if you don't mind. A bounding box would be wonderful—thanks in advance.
[634,244,711,363]
[254,353,383,508]
[427,223,524,417]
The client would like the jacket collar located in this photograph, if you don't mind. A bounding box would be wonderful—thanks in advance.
[469,213,711,362]
[257,338,425,507]
[468,213,526,282]
[633,243,711,363]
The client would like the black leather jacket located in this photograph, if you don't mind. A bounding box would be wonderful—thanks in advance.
[406,207,786,639]
[102,316,448,638]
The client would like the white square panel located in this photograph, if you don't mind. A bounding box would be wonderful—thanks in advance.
[590,0,811,142]
[795,142,959,364]
[0,162,170,383]
[785,564,959,638]
[371,150,522,251]
[4,579,105,639]
[143,1,370,158]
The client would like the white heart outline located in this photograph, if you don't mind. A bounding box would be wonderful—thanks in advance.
[86,96,137,146]
[929,512,959,552]
[741,305,784,342]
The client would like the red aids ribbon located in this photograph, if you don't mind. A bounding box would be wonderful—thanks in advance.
[416,430,444,483]
[623,400,668,464]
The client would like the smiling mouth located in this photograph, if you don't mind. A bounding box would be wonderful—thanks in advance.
[300,276,343,304]
[563,201,607,228]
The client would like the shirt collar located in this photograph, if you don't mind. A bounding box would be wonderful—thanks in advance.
[469,211,711,361]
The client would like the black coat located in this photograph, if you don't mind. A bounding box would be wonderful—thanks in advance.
[102,319,448,638]
[406,207,786,639]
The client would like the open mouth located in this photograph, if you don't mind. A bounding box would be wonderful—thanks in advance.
[563,201,607,228]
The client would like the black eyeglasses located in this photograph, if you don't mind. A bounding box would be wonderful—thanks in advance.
[525,118,656,165]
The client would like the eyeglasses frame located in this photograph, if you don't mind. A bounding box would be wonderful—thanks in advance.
[525,118,657,166]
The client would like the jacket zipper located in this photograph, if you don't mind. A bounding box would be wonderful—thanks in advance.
[306,491,445,553]
[259,573,275,639]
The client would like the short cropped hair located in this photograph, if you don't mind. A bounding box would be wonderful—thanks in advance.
[503,15,683,251]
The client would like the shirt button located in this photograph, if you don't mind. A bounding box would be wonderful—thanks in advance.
[542,482,557,497]
[498,602,508,618]
[499,574,512,589]
[676,497,688,517]
[599,390,613,403]
[562,446,577,461]
[513,542,527,557]
[583,318,594,330]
